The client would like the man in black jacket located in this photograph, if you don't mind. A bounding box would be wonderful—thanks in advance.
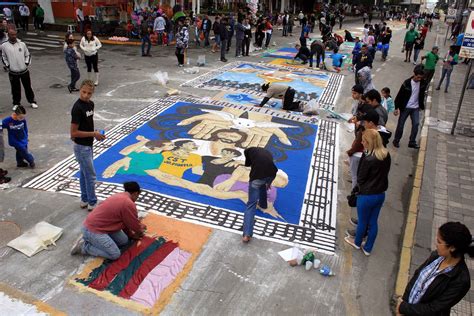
[201,15,212,47]
[354,44,373,84]
[293,43,311,64]
[393,67,427,149]
[219,17,229,62]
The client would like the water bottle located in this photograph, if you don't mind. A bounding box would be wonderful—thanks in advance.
[319,265,335,276]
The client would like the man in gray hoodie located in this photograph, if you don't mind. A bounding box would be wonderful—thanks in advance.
[1,29,38,109]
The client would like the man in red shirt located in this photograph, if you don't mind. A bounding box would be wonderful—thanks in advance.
[71,181,146,260]
[420,23,429,39]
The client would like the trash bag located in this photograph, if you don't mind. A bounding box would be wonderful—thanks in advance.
[197,54,206,66]
[153,71,169,86]
[303,99,319,116]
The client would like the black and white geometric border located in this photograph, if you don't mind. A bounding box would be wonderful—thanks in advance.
[22,97,339,254]
[181,61,344,109]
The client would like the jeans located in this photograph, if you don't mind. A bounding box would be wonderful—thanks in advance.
[73,143,97,206]
[204,30,210,46]
[265,33,272,48]
[355,193,385,253]
[69,67,80,89]
[220,39,227,60]
[382,44,389,59]
[243,177,274,237]
[282,25,288,36]
[15,145,34,165]
[349,154,361,190]
[84,54,98,73]
[82,227,130,260]
[437,68,453,91]
[394,108,420,145]
[235,38,243,56]
[9,70,36,105]
[413,49,421,62]
[141,35,151,55]
[309,51,324,68]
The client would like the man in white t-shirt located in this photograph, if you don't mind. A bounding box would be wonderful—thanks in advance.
[76,7,84,34]
[19,5,30,31]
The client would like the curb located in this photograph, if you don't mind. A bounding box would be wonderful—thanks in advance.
[394,85,433,298]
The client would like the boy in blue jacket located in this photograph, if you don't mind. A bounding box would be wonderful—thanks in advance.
[2,105,35,168]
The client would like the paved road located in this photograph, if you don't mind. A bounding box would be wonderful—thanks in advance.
[0,19,433,315]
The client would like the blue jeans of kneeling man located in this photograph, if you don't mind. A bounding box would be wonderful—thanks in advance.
[81,227,130,260]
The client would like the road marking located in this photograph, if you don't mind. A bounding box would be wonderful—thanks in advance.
[27,46,46,50]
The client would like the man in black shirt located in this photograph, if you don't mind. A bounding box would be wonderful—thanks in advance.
[293,43,311,64]
[242,147,278,243]
[70,80,105,211]
[219,17,229,62]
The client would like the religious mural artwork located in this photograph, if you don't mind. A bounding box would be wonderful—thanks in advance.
[23,98,339,253]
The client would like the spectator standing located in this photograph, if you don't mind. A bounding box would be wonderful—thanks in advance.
[153,14,166,46]
[201,15,211,47]
[436,45,459,93]
[397,222,473,315]
[241,147,278,243]
[392,67,427,149]
[264,18,273,49]
[226,15,235,52]
[218,17,229,62]
[80,30,102,85]
[12,6,21,30]
[403,25,418,63]
[298,11,304,26]
[344,129,391,256]
[235,19,245,58]
[2,105,35,168]
[412,35,424,65]
[353,45,373,84]
[70,80,106,211]
[421,45,439,85]
[380,27,392,61]
[31,5,38,30]
[64,38,81,93]
[1,29,38,109]
[211,16,220,53]
[175,19,189,67]
[19,5,30,32]
[70,181,147,259]
[381,87,395,113]
[35,4,44,30]
[242,18,251,56]
[76,6,84,35]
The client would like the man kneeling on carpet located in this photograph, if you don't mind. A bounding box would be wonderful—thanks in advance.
[71,181,147,260]
[259,83,301,111]
[293,43,311,64]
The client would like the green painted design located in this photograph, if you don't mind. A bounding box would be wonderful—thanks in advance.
[76,259,113,286]
[106,237,166,295]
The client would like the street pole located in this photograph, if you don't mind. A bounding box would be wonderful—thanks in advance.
[451,59,473,135]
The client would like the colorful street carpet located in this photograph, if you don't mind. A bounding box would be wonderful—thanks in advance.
[71,213,211,314]
[182,61,343,108]
[23,97,338,253]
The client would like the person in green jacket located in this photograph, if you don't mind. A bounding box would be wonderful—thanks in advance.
[403,25,419,63]
[421,45,439,86]
[436,45,459,93]
[35,4,44,30]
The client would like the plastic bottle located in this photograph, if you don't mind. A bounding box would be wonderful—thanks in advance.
[319,265,335,276]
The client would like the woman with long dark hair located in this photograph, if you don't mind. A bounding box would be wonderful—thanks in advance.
[397,222,472,315]
[80,30,102,86]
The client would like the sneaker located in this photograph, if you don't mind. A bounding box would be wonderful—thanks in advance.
[29,162,35,168]
[87,204,96,212]
[31,103,38,109]
[362,247,371,256]
[345,229,356,238]
[350,217,358,226]
[70,235,84,255]
[12,104,20,111]
[0,176,11,184]
[344,236,360,250]
[17,162,29,168]
[79,201,88,209]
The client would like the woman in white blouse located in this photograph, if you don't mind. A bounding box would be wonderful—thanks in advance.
[80,30,102,86]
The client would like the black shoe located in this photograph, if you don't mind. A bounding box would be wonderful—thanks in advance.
[17,162,28,168]
[71,88,80,92]
[392,141,400,148]
[221,58,228,62]
[0,176,11,184]
[408,143,420,149]
[435,87,440,90]
[0,169,7,177]
[67,86,72,93]
[30,162,36,168]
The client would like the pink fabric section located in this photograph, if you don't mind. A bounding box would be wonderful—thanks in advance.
[130,247,191,307]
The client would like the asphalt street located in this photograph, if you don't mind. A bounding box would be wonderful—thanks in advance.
[0,19,428,315]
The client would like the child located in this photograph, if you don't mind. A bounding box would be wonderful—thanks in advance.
[2,105,35,168]
[381,87,394,113]
[0,124,11,184]
[64,38,80,93]
[331,48,344,72]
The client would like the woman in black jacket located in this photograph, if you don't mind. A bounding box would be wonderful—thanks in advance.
[344,129,391,256]
[397,222,472,315]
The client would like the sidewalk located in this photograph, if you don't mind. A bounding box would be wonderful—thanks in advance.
[410,24,474,314]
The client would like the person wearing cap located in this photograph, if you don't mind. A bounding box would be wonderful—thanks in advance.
[421,45,439,87]
[259,83,301,111]
[70,181,147,260]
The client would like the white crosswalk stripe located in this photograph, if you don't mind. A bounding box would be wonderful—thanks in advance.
[19,36,63,51]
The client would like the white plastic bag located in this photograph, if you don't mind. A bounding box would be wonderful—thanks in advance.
[153,71,169,86]
[303,99,319,116]
[197,54,206,66]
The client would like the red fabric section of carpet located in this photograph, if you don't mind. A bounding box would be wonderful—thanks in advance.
[118,241,178,299]
[88,236,156,291]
